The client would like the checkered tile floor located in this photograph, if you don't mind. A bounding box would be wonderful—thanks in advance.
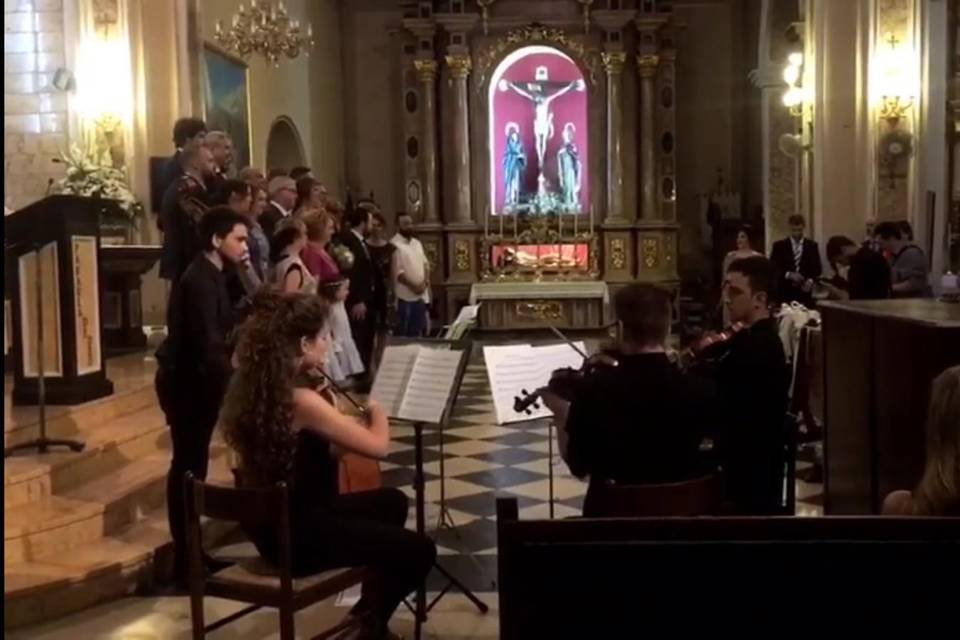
[382,347,825,593]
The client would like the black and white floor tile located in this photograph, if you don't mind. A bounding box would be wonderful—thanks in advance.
[382,350,825,594]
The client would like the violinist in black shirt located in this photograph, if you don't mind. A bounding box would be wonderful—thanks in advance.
[543,284,716,517]
[700,256,789,515]
[155,206,250,587]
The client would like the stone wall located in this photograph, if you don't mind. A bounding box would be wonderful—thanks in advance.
[4,0,68,211]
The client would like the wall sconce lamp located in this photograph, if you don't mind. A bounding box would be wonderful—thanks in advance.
[781,51,805,117]
[877,34,915,125]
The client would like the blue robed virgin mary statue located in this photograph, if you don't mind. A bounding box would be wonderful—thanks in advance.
[503,122,526,208]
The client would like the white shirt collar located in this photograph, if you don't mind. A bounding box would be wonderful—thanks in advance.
[272,201,291,217]
[351,228,365,242]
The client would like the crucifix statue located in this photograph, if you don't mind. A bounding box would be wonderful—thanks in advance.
[499,66,585,175]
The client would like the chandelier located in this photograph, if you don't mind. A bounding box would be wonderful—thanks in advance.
[214,0,313,66]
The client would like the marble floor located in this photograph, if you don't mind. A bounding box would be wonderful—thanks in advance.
[6,337,824,639]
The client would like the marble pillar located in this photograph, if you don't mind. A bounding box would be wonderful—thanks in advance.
[445,53,473,225]
[602,51,627,223]
[638,54,659,221]
[414,58,440,225]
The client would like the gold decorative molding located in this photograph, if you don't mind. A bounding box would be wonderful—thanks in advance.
[423,240,440,279]
[445,54,473,79]
[515,300,563,322]
[637,54,660,77]
[641,237,660,269]
[609,238,626,269]
[475,25,600,91]
[414,59,439,82]
[454,239,471,271]
[601,51,626,75]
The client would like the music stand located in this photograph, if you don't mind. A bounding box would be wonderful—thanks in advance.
[386,337,489,639]
[4,240,85,457]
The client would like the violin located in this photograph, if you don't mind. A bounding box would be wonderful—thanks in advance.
[673,321,746,370]
[305,368,382,494]
[513,348,620,416]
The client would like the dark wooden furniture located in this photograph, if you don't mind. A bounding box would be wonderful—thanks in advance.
[593,474,720,517]
[4,195,113,405]
[183,474,368,640]
[496,497,960,637]
[820,300,960,514]
[100,245,161,354]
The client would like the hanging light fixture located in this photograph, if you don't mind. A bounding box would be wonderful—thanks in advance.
[215,0,314,66]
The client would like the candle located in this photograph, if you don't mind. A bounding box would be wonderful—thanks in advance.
[574,207,579,238]
[215,20,222,34]
[307,23,313,38]
[589,204,594,233]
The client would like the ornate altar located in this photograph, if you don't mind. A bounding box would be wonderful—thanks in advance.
[396,1,681,330]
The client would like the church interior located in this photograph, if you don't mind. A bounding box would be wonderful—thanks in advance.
[4,0,960,638]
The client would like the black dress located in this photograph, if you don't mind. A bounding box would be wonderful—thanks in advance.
[240,427,436,634]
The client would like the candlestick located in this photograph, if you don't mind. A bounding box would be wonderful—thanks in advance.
[574,208,579,238]
[589,204,594,234]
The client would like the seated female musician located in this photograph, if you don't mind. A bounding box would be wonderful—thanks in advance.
[220,292,435,639]
[542,283,716,517]
[882,365,960,516]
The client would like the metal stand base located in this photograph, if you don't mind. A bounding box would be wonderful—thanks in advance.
[412,422,488,640]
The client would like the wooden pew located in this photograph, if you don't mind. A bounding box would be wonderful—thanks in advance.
[496,498,960,637]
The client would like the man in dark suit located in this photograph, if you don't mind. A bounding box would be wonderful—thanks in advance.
[260,175,297,238]
[204,130,234,202]
[155,206,249,588]
[340,206,377,390]
[159,142,216,283]
[159,118,207,200]
[769,214,822,307]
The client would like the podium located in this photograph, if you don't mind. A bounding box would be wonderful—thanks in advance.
[5,195,114,405]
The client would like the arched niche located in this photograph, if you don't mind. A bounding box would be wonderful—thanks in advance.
[265,116,307,172]
[488,45,589,216]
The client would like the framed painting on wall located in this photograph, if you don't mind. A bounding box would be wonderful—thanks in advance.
[201,42,252,169]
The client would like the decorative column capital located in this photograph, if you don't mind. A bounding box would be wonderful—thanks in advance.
[414,59,439,82]
[637,54,660,77]
[601,51,626,75]
[445,54,472,79]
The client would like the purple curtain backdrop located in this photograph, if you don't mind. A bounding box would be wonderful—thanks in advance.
[491,48,588,214]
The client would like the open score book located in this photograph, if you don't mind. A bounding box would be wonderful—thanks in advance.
[370,344,464,424]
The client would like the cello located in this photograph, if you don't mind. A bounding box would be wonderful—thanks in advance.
[306,368,383,494]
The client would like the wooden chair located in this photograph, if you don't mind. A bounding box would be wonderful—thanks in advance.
[183,473,369,640]
[594,474,721,517]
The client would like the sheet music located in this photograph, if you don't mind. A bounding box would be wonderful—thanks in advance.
[370,344,420,417]
[397,348,463,423]
[483,342,586,425]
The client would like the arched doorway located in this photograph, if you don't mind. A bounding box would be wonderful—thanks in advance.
[265,116,306,172]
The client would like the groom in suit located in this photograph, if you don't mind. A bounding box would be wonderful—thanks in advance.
[769,214,822,308]
[340,205,377,391]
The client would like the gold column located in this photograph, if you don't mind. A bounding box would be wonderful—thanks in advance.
[637,53,659,221]
[445,54,473,225]
[414,58,440,225]
[602,51,627,223]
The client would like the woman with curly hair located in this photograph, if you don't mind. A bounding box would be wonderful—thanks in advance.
[220,292,435,639]
[883,365,960,516]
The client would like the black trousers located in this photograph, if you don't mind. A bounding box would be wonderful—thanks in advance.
[290,488,436,634]
[349,303,377,373]
[156,367,224,579]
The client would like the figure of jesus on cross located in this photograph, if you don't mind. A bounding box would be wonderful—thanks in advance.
[499,66,585,175]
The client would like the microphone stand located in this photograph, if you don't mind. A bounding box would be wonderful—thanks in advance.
[5,240,85,457]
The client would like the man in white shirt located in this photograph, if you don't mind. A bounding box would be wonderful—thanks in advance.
[391,212,430,337]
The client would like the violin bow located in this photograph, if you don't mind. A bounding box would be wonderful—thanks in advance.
[546,324,589,360]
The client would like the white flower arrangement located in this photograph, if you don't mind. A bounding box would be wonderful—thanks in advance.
[50,142,145,225]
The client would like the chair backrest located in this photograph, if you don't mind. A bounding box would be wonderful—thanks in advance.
[596,474,721,517]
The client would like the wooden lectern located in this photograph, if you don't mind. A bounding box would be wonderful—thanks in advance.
[5,195,114,406]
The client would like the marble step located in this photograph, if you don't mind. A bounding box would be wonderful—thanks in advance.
[3,493,237,630]
[4,406,170,510]
[4,381,157,450]
[4,444,229,567]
